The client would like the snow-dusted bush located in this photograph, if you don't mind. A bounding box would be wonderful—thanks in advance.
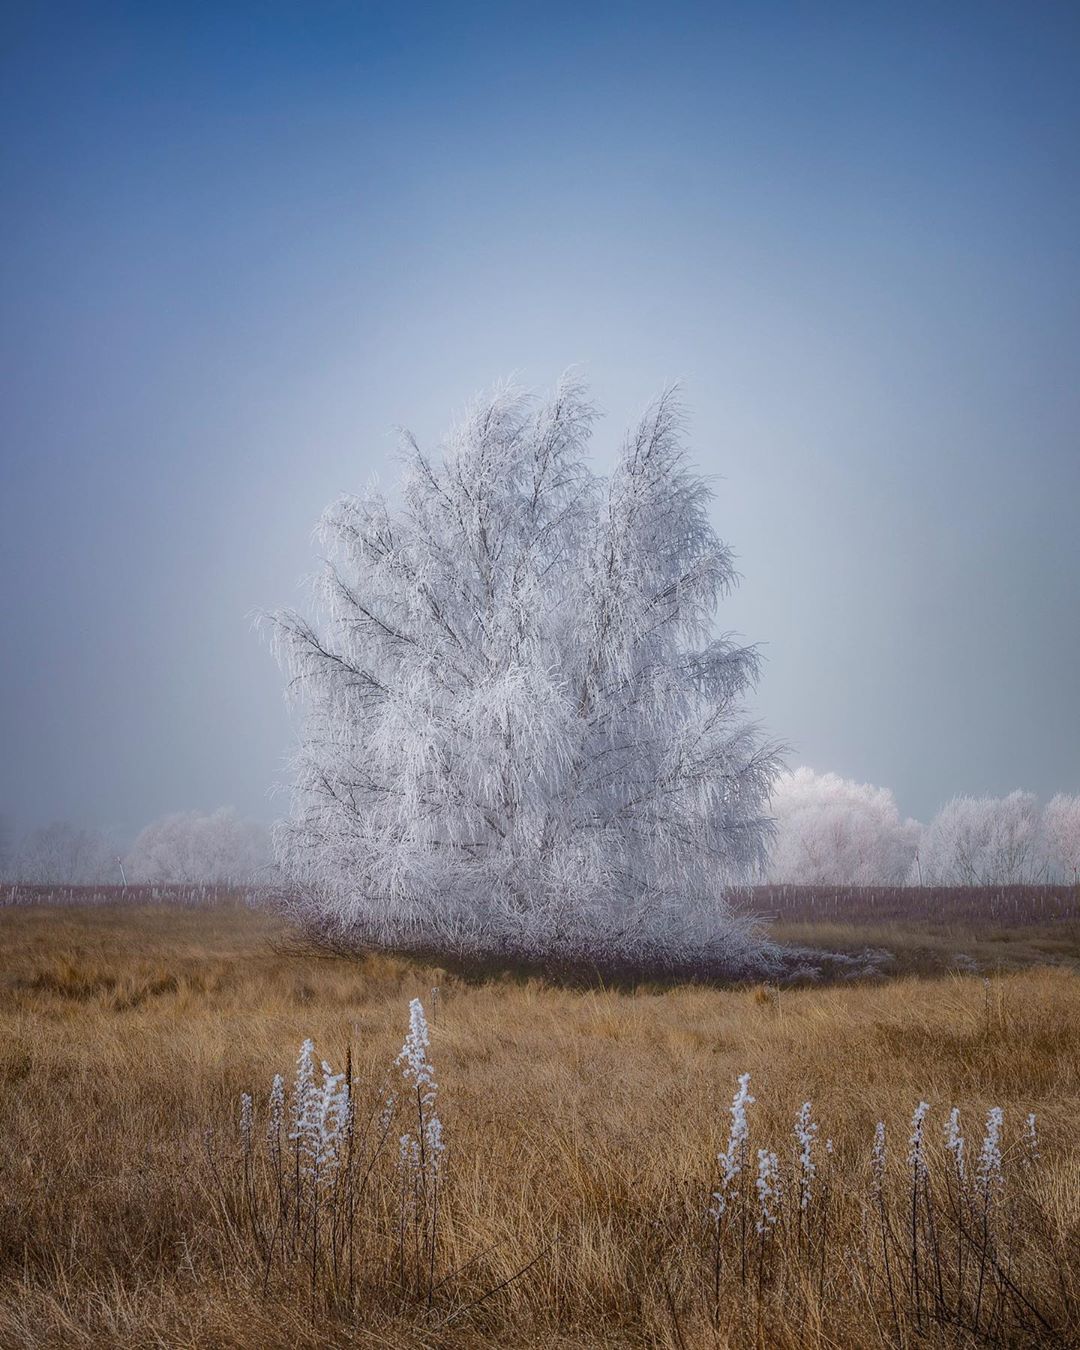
[916,791,1041,885]
[124,807,272,884]
[766,767,920,885]
[268,377,782,970]
[12,821,116,884]
[1041,794,1080,884]
[219,1000,444,1312]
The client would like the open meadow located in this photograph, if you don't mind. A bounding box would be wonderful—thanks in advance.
[1,892,1078,1348]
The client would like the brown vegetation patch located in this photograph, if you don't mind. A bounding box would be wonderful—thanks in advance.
[0,900,1077,1347]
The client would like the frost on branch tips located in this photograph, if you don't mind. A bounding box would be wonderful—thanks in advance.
[267,377,782,971]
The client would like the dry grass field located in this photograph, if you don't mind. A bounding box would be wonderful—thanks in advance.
[1,898,1078,1348]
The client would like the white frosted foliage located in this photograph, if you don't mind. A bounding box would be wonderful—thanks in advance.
[124,807,272,884]
[268,378,781,968]
[1042,794,1080,884]
[918,791,1041,885]
[766,767,919,885]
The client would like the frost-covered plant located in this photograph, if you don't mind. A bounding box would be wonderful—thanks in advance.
[976,1106,1004,1201]
[397,999,435,1104]
[908,1102,930,1184]
[755,1149,780,1234]
[944,1107,965,1183]
[291,1039,316,1145]
[871,1121,887,1199]
[794,1101,818,1211]
[711,1072,754,1222]
[378,1088,398,1137]
[267,378,782,969]
[906,1101,932,1321]
[208,1009,463,1323]
[396,998,443,1179]
[297,1061,350,1184]
[972,1105,1005,1328]
[694,1097,1054,1341]
[1024,1111,1039,1166]
[394,998,444,1298]
[239,1092,254,1153]
[267,1073,285,1149]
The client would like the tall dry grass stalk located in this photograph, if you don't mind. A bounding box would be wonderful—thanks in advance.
[1,901,1078,1347]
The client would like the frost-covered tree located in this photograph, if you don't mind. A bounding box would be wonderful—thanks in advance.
[269,378,782,970]
[124,807,272,884]
[916,791,1041,885]
[13,821,115,885]
[1041,794,1080,884]
[766,767,920,885]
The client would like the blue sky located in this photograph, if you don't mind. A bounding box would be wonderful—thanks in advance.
[2,1,1079,837]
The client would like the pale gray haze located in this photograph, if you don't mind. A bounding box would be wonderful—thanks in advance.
[2,2,1078,841]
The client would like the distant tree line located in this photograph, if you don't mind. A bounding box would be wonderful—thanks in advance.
[0,808,273,886]
[766,769,1080,886]
[2,785,1077,891]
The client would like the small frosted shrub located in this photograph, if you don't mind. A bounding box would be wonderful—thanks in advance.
[208,1003,449,1321]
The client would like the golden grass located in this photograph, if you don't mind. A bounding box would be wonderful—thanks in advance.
[1,902,1078,1347]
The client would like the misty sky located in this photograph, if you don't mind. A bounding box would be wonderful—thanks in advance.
[2,1,1079,841]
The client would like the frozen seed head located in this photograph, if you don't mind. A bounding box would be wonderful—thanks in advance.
[726,1072,754,1165]
[239,1093,253,1151]
[267,1073,285,1145]
[295,1058,351,1181]
[710,1072,755,1222]
[425,1115,445,1159]
[396,997,443,1180]
[794,1101,818,1210]
[908,1101,931,1180]
[871,1121,886,1196]
[290,1039,316,1141]
[977,1106,1004,1198]
[399,1132,420,1174]
[315,1061,350,1176]
[397,999,436,1106]
[755,1148,780,1234]
[945,1107,966,1180]
[1024,1112,1039,1164]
